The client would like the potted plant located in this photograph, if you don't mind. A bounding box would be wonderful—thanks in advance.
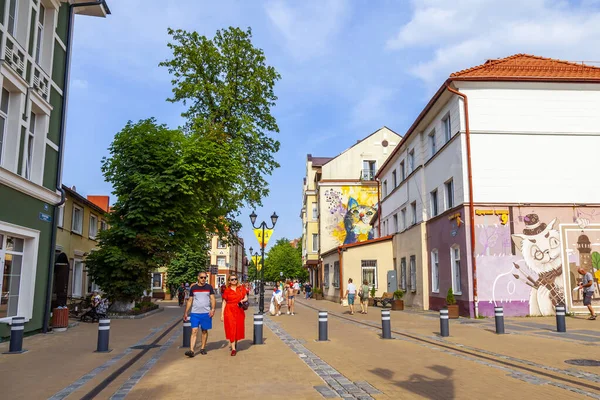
[164,288,172,301]
[392,290,404,310]
[446,288,459,319]
[313,288,323,300]
[368,286,376,306]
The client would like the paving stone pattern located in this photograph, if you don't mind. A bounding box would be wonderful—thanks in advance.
[263,316,382,399]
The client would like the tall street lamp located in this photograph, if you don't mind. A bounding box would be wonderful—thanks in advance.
[249,211,278,314]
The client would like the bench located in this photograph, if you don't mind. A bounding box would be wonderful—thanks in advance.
[372,292,394,307]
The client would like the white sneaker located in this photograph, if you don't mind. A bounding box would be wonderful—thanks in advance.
[291,313,295,316]
[286,311,290,315]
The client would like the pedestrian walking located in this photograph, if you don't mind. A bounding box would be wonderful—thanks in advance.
[579,267,597,320]
[221,274,248,356]
[270,285,283,316]
[305,282,312,299]
[343,278,357,315]
[177,283,186,306]
[359,279,370,314]
[183,273,216,357]
[286,281,296,315]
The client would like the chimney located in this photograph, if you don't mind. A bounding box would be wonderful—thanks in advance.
[71,185,76,192]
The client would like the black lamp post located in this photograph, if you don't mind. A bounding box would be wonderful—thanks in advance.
[249,211,278,314]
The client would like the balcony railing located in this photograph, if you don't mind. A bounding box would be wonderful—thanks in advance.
[33,67,50,102]
[360,169,376,181]
[4,36,26,79]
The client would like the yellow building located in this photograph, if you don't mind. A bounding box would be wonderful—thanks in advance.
[53,186,109,307]
[208,235,245,289]
[301,127,401,301]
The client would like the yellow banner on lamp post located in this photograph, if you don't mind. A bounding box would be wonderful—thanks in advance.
[252,256,263,271]
[253,228,274,249]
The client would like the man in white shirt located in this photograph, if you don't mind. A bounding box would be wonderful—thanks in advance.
[344,278,357,315]
[579,268,597,320]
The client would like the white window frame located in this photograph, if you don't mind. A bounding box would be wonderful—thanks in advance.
[333,261,340,288]
[312,202,317,220]
[361,260,377,289]
[217,255,226,267]
[443,114,452,143]
[0,89,10,166]
[411,202,417,225]
[408,150,415,173]
[89,214,98,240]
[8,0,18,36]
[451,245,462,295]
[35,4,45,64]
[324,263,330,287]
[431,249,439,293]
[445,179,454,209]
[71,204,83,234]
[56,205,64,228]
[430,189,438,217]
[401,208,406,230]
[409,255,416,292]
[312,233,318,253]
[217,239,227,249]
[0,223,39,323]
[23,112,36,180]
[152,272,163,289]
[392,170,397,188]
[72,259,84,298]
[100,220,108,232]
[400,257,406,291]
[428,130,436,157]
[393,214,398,233]
[383,180,387,197]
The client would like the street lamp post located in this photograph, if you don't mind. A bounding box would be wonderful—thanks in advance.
[249,211,278,314]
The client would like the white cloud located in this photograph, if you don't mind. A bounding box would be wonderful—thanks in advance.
[265,0,348,61]
[351,86,395,131]
[387,0,600,86]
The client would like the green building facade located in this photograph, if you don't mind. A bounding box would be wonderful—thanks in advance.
[0,0,109,337]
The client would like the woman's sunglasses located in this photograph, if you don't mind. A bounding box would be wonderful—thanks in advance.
[230,278,238,281]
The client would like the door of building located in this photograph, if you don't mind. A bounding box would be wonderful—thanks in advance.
[52,252,70,308]
[217,275,226,291]
[387,270,397,294]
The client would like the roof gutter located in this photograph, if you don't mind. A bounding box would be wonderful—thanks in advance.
[445,84,478,318]
[42,0,109,334]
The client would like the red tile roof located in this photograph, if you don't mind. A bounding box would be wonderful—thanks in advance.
[451,54,600,81]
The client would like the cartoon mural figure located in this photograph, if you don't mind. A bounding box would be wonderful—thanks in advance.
[511,214,565,316]
[325,186,378,246]
[343,197,375,244]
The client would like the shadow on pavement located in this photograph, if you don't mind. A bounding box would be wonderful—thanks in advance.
[370,365,455,400]
[204,340,229,351]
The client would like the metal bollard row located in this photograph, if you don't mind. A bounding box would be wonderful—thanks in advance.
[95,319,112,353]
[440,309,449,337]
[3,317,27,354]
[182,320,191,348]
[381,310,392,339]
[318,311,328,341]
[253,313,264,345]
[494,306,505,334]
[555,304,567,333]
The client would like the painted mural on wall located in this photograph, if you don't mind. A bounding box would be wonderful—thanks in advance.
[324,186,378,245]
[475,207,600,316]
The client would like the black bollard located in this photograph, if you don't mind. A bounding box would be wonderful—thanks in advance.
[318,311,328,341]
[440,309,449,337]
[95,319,112,353]
[555,304,567,333]
[3,317,27,354]
[494,306,505,334]
[381,309,392,339]
[253,314,264,345]
[182,320,191,348]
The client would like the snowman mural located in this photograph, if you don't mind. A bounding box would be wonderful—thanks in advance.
[511,214,565,316]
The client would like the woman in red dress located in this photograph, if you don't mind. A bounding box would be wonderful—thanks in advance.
[221,274,247,356]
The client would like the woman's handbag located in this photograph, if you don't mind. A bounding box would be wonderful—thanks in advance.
[238,301,249,310]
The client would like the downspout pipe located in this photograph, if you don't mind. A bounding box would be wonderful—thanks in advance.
[43,0,110,333]
[376,178,382,237]
[337,246,343,301]
[445,84,478,318]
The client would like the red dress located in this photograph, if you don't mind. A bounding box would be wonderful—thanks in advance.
[222,286,246,343]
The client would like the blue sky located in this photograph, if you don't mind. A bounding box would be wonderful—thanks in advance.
[65,0,600,251]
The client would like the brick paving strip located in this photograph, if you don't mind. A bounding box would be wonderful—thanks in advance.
[263,314,382,399]
[48,315,180,400]
[109,328,182,399]
[296,301,600,399]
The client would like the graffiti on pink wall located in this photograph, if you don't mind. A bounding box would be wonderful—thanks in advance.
[476,207,600,316]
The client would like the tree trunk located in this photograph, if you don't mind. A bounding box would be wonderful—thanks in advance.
[110,300,135,312]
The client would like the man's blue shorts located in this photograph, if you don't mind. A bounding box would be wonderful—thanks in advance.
[190,313,212,330]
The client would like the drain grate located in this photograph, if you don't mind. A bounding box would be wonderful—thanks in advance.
[130,344,161,350]
[564,359,600,367]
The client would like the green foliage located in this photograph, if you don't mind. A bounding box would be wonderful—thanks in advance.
[446,288,457,305]
[248,259,258,281]
[592,251,600,270]
[263,238,307,282]
[166,240,210,291]
[369,286,376,298]
[160,26,281,210]
[393,290,404,300]
[313,287,322,295]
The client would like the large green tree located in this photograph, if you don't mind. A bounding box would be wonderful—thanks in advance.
[263,238,307,282]
[166,239,210,294]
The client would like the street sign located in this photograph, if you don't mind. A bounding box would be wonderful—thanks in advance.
[209,265,218,274]
[39,213,52,223]
[280,271,283,277]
